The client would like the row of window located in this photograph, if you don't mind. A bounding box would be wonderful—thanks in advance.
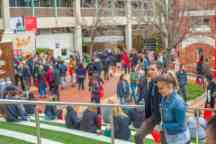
[9,0,151,9]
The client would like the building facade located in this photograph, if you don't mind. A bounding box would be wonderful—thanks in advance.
[0,0,215,76]
[0,0,154,58]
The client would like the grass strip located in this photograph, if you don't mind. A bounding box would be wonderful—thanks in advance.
[0,135,33,144]
[0,121,109,144]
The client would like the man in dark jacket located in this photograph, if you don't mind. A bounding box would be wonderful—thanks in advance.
[135,62,163,144]
[76,63,86,90]
[51,65,61,100]
[176,64,188,101]
[65,106,80,129]
[80,107,98,133]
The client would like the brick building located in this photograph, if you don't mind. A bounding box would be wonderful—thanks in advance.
[177,0,216,77]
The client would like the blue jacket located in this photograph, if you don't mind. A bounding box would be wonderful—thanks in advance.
[161,91,187,135]
[76,66,86,78]
[117,80,130,98]
[176,70,188,87]
[65,106,80,129]
[59,63,67,77]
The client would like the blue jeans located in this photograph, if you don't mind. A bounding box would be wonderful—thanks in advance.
[119,97,127,104]
[179,85,187,101]
[39,83,46,97]
[130,82,137,103]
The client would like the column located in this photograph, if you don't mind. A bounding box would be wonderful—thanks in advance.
[125,0,132,51]
[54,0,58,17]
[31,0,35,16]
[1,0,12,42]
[74,0,83,59]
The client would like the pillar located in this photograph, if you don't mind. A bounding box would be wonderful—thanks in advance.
[1,0,12,42]
[74,0,83,60]
[31,0,35,16]
[125,0,132,52]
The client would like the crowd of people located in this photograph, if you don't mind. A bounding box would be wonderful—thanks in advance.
[0,49,216,144]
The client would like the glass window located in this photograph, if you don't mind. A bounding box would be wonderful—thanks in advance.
[58,0,73,7]
[10,0,31,7]
[81,0,95,8]
[115,0,125,8]
[39,0,53,7]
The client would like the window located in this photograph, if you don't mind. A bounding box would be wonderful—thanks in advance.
[58,0,73,7]
[10,0,31,7]
[81,0,95,8]
[115,0,124,8]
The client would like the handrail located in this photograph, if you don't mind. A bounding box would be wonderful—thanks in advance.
[0,99,215,144]
[0,99,143,108]
[0,99,215,111]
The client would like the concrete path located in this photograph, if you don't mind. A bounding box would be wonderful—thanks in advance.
[0,128,63,144]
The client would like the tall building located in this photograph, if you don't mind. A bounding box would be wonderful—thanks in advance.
[176,0,216,75]
[0,0,153,58]
[0,0,216,76]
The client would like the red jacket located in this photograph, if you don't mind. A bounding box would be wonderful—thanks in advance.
[122,52,130,65]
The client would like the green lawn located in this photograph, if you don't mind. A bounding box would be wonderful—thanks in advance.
[187,82,204,101]
[0,135,33,144]
[0,121,155,144]
[0,122,109,144]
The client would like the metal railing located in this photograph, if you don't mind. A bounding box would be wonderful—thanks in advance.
[0,99,215,144]
[0,99,144,144]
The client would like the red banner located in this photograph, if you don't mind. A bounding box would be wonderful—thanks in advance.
[24,16,37,32]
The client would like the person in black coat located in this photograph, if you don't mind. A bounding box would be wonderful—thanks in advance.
[113,107,131,140]
[80,106,98,133]
[65,106,80,129]
[135,62,163,144]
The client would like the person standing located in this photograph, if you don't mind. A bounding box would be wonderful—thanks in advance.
[157,72,190,144]
[76,63,86,90]
[52,65,61,101]
[130,68,138,103]
[68,56,76,86]
[176,64,188,101]
[37,65,47,98]
[135,63,162,144]
[122,51,130,74]
[117,74,130,104]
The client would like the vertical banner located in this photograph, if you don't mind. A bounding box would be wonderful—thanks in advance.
[24,16,37,32]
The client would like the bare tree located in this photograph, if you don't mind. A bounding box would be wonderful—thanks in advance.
[81,0,125,56]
